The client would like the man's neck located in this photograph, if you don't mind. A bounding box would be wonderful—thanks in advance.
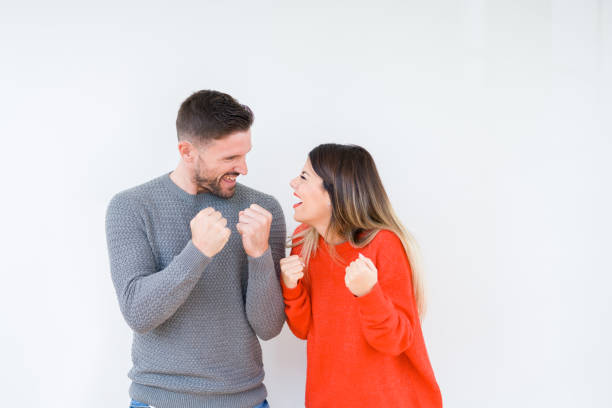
[170,162,199,195]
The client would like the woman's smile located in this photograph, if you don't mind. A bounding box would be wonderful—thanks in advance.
[293,192,303,209]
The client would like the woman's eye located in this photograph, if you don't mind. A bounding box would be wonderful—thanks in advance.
[300,175,306,180]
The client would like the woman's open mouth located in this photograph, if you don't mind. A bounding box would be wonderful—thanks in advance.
[293,192,303,208]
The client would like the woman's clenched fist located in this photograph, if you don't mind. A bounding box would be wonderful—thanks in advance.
[280,255,305,289]
[344,253,378,297]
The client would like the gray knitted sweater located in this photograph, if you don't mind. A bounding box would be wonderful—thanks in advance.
[105,173,286,408]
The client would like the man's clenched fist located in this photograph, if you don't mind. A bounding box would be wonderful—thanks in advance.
[280,255,305,289]
[345,253,378,297]
[236,203,272,258]
[190,207,231,257]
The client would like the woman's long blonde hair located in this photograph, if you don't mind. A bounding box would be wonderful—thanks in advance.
[290,144,426,317]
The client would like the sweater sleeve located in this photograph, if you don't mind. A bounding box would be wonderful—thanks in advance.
[281,279,312,340]
[281,239,312,340]
[244,196,287,340]
[355,232,418,356]
[105,193,212,334]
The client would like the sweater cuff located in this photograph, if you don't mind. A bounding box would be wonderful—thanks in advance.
[281,280,305,301]
[355,282,393,318]
[179,240,213,273]
[247,247,274,276]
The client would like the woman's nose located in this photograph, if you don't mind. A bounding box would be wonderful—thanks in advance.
[289,177,298,189]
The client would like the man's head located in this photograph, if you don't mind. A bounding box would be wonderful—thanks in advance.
[176,90,254,198]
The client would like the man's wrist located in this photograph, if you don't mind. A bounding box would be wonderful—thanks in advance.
[248,245,269,259]
[193,241,213,258]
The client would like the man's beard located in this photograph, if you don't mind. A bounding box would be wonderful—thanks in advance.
[194,162,238,199]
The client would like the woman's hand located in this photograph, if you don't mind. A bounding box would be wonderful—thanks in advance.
[280,255,305,289]
[345,253,378,297]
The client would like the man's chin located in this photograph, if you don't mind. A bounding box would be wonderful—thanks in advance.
[213,186,236,199]
[196,181,236,198]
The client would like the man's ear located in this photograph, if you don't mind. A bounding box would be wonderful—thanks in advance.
[178,140,196,163]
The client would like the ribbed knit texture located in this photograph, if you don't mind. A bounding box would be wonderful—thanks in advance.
[105,173,286,408]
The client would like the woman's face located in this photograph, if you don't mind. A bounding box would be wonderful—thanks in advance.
[290,158,332,228]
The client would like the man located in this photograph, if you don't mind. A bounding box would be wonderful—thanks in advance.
[105,90,286,408]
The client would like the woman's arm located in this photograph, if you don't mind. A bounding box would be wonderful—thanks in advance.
[354,232,419,356]
[282,279,312,339]
[280,245,312,339]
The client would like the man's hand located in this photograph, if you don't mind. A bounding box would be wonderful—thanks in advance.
[345,253,378,297]
[190,207,231,257]
[236,204,272,258]
[280,255,305,289]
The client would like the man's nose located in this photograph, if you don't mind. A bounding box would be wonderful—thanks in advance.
[235,158,248,175]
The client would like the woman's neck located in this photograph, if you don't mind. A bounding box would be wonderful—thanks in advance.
[313,222,345,245]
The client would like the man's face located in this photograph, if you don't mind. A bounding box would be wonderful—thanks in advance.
[193,130,252,198]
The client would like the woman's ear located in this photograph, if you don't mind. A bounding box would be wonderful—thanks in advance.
[321,182,333,208]
[325,192,332,207]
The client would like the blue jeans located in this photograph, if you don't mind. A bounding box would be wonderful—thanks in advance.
[130,399,269,408]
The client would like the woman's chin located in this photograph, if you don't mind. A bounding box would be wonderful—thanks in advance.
[292,211,306,224]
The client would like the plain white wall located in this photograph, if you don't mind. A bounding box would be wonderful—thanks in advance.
[0,1,610,407]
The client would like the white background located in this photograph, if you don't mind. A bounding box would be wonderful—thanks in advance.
[1,1,611,407]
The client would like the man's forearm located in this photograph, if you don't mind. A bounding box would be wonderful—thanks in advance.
[111,240,211,333]
[245,248,286,340]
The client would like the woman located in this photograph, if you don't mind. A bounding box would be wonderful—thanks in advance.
[280,144,442,407]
